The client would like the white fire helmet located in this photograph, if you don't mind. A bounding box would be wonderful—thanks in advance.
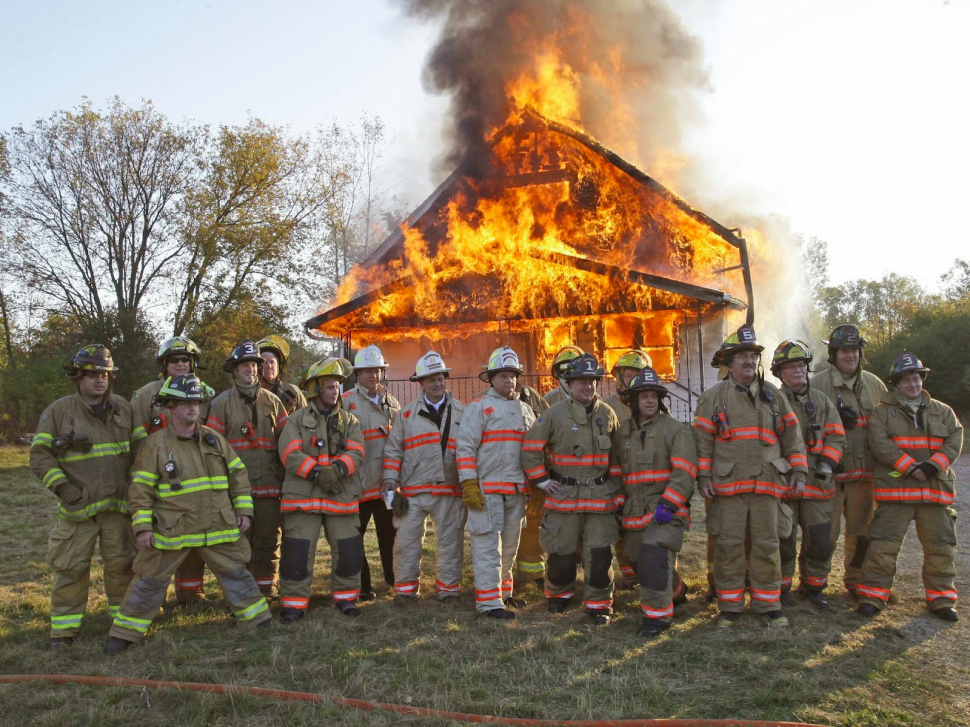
[410,351,451,382]
[479,346,524,382]
[353,344,389,370]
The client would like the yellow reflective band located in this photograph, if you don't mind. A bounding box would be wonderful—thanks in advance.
[132,510,153,526]
[232,496,254,509]
[132,426,149,441]
[57,498,127,522]
[155,476,229,498]
[112,614,153,634]
[228,457,245,471]
[51,613,84,629]
[58,441,131,462]
[43,468,68,487]
[234,598,269,622]
[133,470,159,486]
[32,432,54,447]
[151,529,241,549]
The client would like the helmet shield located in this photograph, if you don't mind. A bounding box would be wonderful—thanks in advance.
[156,336,201,372]
[157,374,210,405]
[610,350,652,377]
[353,344,389,370]
[223,339,265,372]
[479,346,524,382]
[888,350,930,382]
[410,351,451,382]
[561,353,605,380]
[711,324,764,368]
[65,343,118,379]
[770,339,814,376]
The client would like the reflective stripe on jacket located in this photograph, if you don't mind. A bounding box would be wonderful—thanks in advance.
[382,393,464,497]
[611,411,697,529]
[30,392,133,522]
[692,378,808,498]
[868,389,963,504]
[206,385,287,497]
[341,384,400,502]
[129,425,252,548]
[278,401,364,514]
[811,368,886,483]
[457,388,536,496]
[521,395,623,513]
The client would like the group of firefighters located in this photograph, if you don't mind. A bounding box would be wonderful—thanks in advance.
[29,322,962,651]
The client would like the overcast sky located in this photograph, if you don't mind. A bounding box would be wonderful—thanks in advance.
[2,0,966,289]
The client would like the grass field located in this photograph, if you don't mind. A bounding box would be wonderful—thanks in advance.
[1,444,968,726]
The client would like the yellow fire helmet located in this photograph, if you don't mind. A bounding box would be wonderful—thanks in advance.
[410,351,451,382]
[156,336,201,372]
[770,339,814,376]
[64,343,119,380]
[551,345,584,377]
[610,349,652,378]
[256,335,291,368]
[353,344,389,370]
[479,346,524,382]
[301,356,353,398]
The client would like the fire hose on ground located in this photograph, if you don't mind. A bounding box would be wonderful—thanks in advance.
[0,673,831,726]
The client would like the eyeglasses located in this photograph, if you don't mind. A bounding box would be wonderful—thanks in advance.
[82,371,110,379]
[167,356,192,364]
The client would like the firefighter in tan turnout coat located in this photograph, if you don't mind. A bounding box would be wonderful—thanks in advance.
[771,340,846,610]
[342,345,401,599]
[610,367,697,637]
[811,324,887,594]
[105,374,272,653]
[457,347,537,619]
[277,357,366,621]
[522,353,623,625]
[381,352,466,601]
[130,335,215,604]
[692,325,808,628]
[30,344,135,649]
[206,339,288,597]
[857,351,963,621]
[257,335,308,415]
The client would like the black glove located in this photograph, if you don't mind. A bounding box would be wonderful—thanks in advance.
[915,462,938,478]
[392,493,410,518]
[835,400,858,429]
[53,481,84,505]
[334,459,348,478]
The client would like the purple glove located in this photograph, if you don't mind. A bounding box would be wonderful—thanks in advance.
[654,502,674,524]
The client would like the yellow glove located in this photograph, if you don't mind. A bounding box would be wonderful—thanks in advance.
[461,479,484,511]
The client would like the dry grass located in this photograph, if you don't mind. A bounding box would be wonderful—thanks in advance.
[1,445,968,726]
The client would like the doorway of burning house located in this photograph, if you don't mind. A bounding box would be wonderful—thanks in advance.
[334,308,727,424]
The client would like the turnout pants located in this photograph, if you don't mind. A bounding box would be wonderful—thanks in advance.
[624,522,686,623]
[393,493,466,599]
[279,511,363,612]
[516,488,546,586]
[857,502,958,612]
[469,493,526,612]
[47,511,135,638]
[781,497,835,592]
[539,510,620,613]
[247,496,283,596]
[109,538,270,642]
[358,498,397,592]
[708,492,789,614]
[173,549,207,602]
[828,480,874,591]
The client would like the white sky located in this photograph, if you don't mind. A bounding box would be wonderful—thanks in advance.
[2,0,967,290]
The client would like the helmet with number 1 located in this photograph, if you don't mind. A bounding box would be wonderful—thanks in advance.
[479,346,524,382]
[353,344,389,370]
[770,339,814,377]
[64,343,119,380]
[156,336,201,373]
[410,351,451,382]
[223,339,265,372]
[551,345,584,378]
[887,350,930,383]
[561,353,605,380]
[711,324,764,368]
[157,374,210,405]
[301,356,352,398]
[256,335,291,368]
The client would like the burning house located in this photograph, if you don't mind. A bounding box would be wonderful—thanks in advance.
[304,108,753,419]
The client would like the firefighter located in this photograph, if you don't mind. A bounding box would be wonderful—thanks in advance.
[341,344,401,600]
[811,324,887,595]
[771,340,846,610]
[856,351,963,621]
[457,347,537,619]
[692,325,807,628]
[611,367,697,637]
[277,357,366,621]
[206,339,288,597]
[543,345,585,407]
[105,374,273,653]
[522,353,623,625]
[604,349,653,589]
[130,335,215,604]
[30,344,136,649]
[381,352,466,601]
[257,335,308,415]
